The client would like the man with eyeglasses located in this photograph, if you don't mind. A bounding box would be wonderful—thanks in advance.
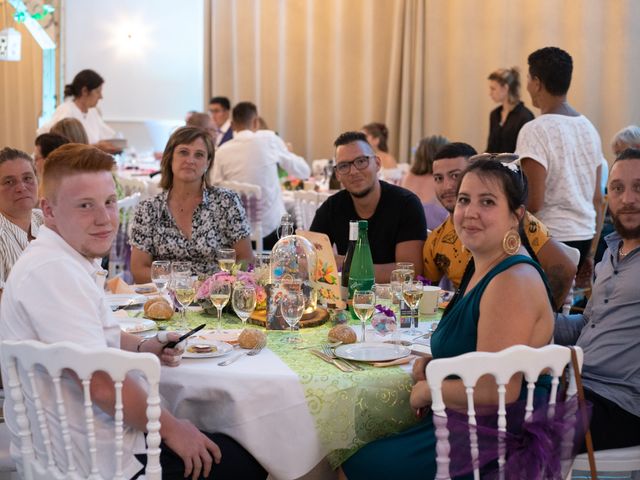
[422,142,576,310]
[310,131,426,282]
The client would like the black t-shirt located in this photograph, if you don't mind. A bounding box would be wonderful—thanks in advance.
[486,101,535,153]
[309,181,427,264]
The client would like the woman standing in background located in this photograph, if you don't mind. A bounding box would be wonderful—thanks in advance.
[486,67,534,153]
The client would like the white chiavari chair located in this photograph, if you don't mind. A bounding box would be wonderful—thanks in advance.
[292,190,320,231]
[0,340,162,480]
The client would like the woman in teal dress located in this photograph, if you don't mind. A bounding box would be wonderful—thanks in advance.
[340,157,555,479]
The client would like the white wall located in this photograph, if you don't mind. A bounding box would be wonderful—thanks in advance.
[63,0,205,150]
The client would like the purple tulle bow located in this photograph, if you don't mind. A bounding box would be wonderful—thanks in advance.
[374,304,395,317]
[442,395,590,480]
[416,275,432,286]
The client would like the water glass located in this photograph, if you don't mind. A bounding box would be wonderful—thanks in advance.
[217,248,236,273]
[280,290,305,342]
[171,261,192,277]
[232,285,257,327]
[353,290,375,342]
[151,260,171,293]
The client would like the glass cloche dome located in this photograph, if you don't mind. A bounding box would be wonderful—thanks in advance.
[270,235,318,313]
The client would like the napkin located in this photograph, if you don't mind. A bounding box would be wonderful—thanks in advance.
[106,277,135,294]
[371,355,416,368]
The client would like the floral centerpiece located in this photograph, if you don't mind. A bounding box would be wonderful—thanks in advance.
[196,263,269,314]
[281,175,304,191]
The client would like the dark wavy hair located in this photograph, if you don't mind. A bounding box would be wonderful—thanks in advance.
[64,69,104,98]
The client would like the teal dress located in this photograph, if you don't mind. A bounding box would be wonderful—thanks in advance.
[342,255,548,480]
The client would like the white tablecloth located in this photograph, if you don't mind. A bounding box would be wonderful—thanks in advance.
[159,347,325,480]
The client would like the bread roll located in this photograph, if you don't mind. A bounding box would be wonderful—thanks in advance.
[238,329,267,349]
[144,298,174,320]
[328,324,357,344]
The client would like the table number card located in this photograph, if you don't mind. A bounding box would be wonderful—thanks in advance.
[296,230,346,310]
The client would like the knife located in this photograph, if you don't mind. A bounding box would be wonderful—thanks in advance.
[309,349,351,372]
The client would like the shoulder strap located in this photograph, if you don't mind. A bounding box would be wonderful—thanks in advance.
[570,346,598,480]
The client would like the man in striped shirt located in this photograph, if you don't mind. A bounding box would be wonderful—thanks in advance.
[0,147,43,298]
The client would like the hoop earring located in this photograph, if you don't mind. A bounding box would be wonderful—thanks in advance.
[502,229,521,255]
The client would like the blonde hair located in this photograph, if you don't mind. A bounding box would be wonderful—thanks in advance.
[50,118,89,144]
[488,67,521,104]
[43,143,114,201]
[611,125,640,155]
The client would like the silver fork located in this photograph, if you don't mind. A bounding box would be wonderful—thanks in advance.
[321,344,363,371]
[218,339,266,366]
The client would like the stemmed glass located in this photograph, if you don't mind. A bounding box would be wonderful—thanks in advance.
[353,290,375,343]
[209,281,231,333]
[232,285,257,327]
[217,248,236,273]
[151,260,171,294]
[390,268,414,316]
[280,291,305,343]
[172,275,195,327]
[402,280,424,335]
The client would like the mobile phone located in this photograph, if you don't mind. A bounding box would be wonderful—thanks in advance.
[162,323,206,350]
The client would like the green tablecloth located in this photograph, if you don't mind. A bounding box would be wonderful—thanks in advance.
[161,310,420,467]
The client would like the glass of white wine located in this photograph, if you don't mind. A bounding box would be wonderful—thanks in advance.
[353,290,375,343]
[280,290,305,343]
[217,248,236,273]
[402,280,424,335]
[390,268,414,316]
[209,281,231,333]
[171,275,195,327]
[232,285,257,327]
[151,260,171,293]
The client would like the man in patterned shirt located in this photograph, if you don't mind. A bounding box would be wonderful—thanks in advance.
[0,147,43,299]
[422,142,575,309]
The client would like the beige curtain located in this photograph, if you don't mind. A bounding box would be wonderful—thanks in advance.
[0,2,43,153]
[208,0,640,165]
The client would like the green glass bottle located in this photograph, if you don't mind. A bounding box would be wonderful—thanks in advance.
[348,220,375,299]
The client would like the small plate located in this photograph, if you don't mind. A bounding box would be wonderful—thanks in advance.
[183,340,233,358]
[335,342,411,362]
[106,294,147,309]
[119,318,157,334]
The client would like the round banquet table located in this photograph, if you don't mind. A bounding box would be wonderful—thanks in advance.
[125,308,436,480]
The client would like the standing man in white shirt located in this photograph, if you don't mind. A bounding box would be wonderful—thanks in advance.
[516,46,604,277]
[0,143,267,480]
[208,96,233,148]
[210,101,311,249]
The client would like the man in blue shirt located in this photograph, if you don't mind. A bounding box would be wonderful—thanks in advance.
[555,148,640,451]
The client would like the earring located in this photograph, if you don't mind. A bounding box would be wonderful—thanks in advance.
[502,229,521,255]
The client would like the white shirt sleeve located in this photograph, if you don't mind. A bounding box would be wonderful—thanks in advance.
[515,122,549,171]
[273,136,311,179]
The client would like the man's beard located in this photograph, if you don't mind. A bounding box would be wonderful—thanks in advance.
[612,209,640,239]
[351,184,375,199]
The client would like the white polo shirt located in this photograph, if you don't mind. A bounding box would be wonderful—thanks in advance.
[0,209,43,290]
[0,226,144,478]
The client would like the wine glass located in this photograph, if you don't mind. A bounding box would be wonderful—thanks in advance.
[171,275,195,327]
[353,290,375,343]
[232,285,257,327]
[209,281,231,333]
[171,261,192,277]
[390,268,414,315]
[217,248,236,273]
[395,262,415,274]
[402,280,424,335]
[280,290,305,343]
[151,260,171,293]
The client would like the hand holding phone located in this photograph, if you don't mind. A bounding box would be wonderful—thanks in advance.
[162,323,206,350]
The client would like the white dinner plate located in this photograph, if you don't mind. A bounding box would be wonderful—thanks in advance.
[182,340,233,359]
[106,294,147,309]
[334,342,411,362]
[119,318,157,334]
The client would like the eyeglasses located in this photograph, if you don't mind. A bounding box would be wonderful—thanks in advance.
[334,156,372,175]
